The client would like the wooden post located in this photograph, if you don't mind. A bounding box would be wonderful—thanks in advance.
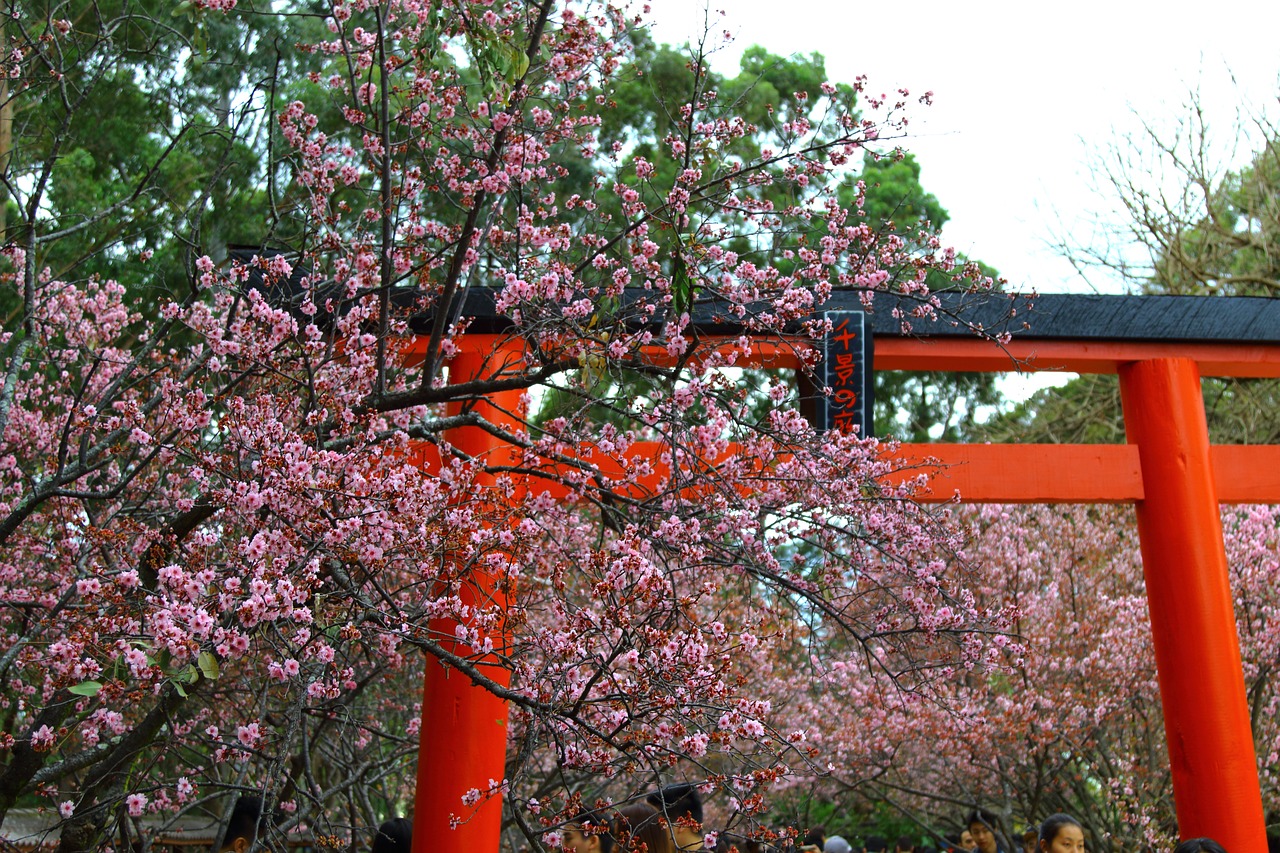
[412,342,523,853]
[1118,358,1266,851]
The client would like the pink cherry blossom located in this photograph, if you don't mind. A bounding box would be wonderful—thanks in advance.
[126,794,147,817]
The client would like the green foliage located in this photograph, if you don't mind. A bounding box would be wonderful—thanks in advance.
[3,0,329,324]
[1150,138,1280,296]
[878,369,1004,442]
[860,152,948,234]
[980,371,1280,445]
[976,374,1124,444]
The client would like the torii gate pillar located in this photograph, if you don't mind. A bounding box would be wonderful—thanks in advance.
[1119,358,1266,852]
[412,342,523,853]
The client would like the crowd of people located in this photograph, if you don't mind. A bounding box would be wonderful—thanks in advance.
[791,809,1230,853]
[947,809,1228,853]
[214,789,1233,852]
[560,793,1234,853]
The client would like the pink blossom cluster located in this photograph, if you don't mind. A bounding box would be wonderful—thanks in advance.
[773,504,1280,849]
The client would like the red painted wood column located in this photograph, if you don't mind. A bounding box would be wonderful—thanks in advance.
[1118,358,1265,851]
[413,340,524,853]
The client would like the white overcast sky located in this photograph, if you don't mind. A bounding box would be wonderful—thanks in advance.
[639,0,1280,296]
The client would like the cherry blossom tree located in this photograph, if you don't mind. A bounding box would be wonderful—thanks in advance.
[791,504,1280,851]
[0,1,1014,850]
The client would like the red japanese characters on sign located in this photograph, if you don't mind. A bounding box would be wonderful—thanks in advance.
[817,311,873,436]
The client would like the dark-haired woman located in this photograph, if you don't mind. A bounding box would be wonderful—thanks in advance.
[613,802,676,853]
[1036,815,1084,853]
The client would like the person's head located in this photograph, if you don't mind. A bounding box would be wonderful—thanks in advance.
[612,803,674,853]
[1173,840,1228,853]
[804,827,827,850]
[959,830,975,850]
[965,810,1002,853]
[895,835,915,853]
[371,817,412,853]
[647,784,704,849]
[219,796,266,853]
[1036,815,1084,853]
[1021,827,1038,853]
[865,836,889,853]
[825,836,853,853]
[564,808,615,853]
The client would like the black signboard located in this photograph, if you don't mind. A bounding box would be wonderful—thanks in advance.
[808,310,874,437]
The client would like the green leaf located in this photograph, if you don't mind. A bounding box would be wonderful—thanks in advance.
[491,44,511,77]
[509,48,530,82]
[197,651,219,681]
[69,681,103,697]
[492,40,528,83]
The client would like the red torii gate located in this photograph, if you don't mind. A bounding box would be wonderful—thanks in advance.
[410,292,1280,853]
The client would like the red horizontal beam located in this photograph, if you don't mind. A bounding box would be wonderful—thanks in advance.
[894,444,1280,503]
[886,444,1144,503]
[874,338,1280,378]
[414,440,1280,505]
[426,335,1280,378]
[1208,445,1280,504]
